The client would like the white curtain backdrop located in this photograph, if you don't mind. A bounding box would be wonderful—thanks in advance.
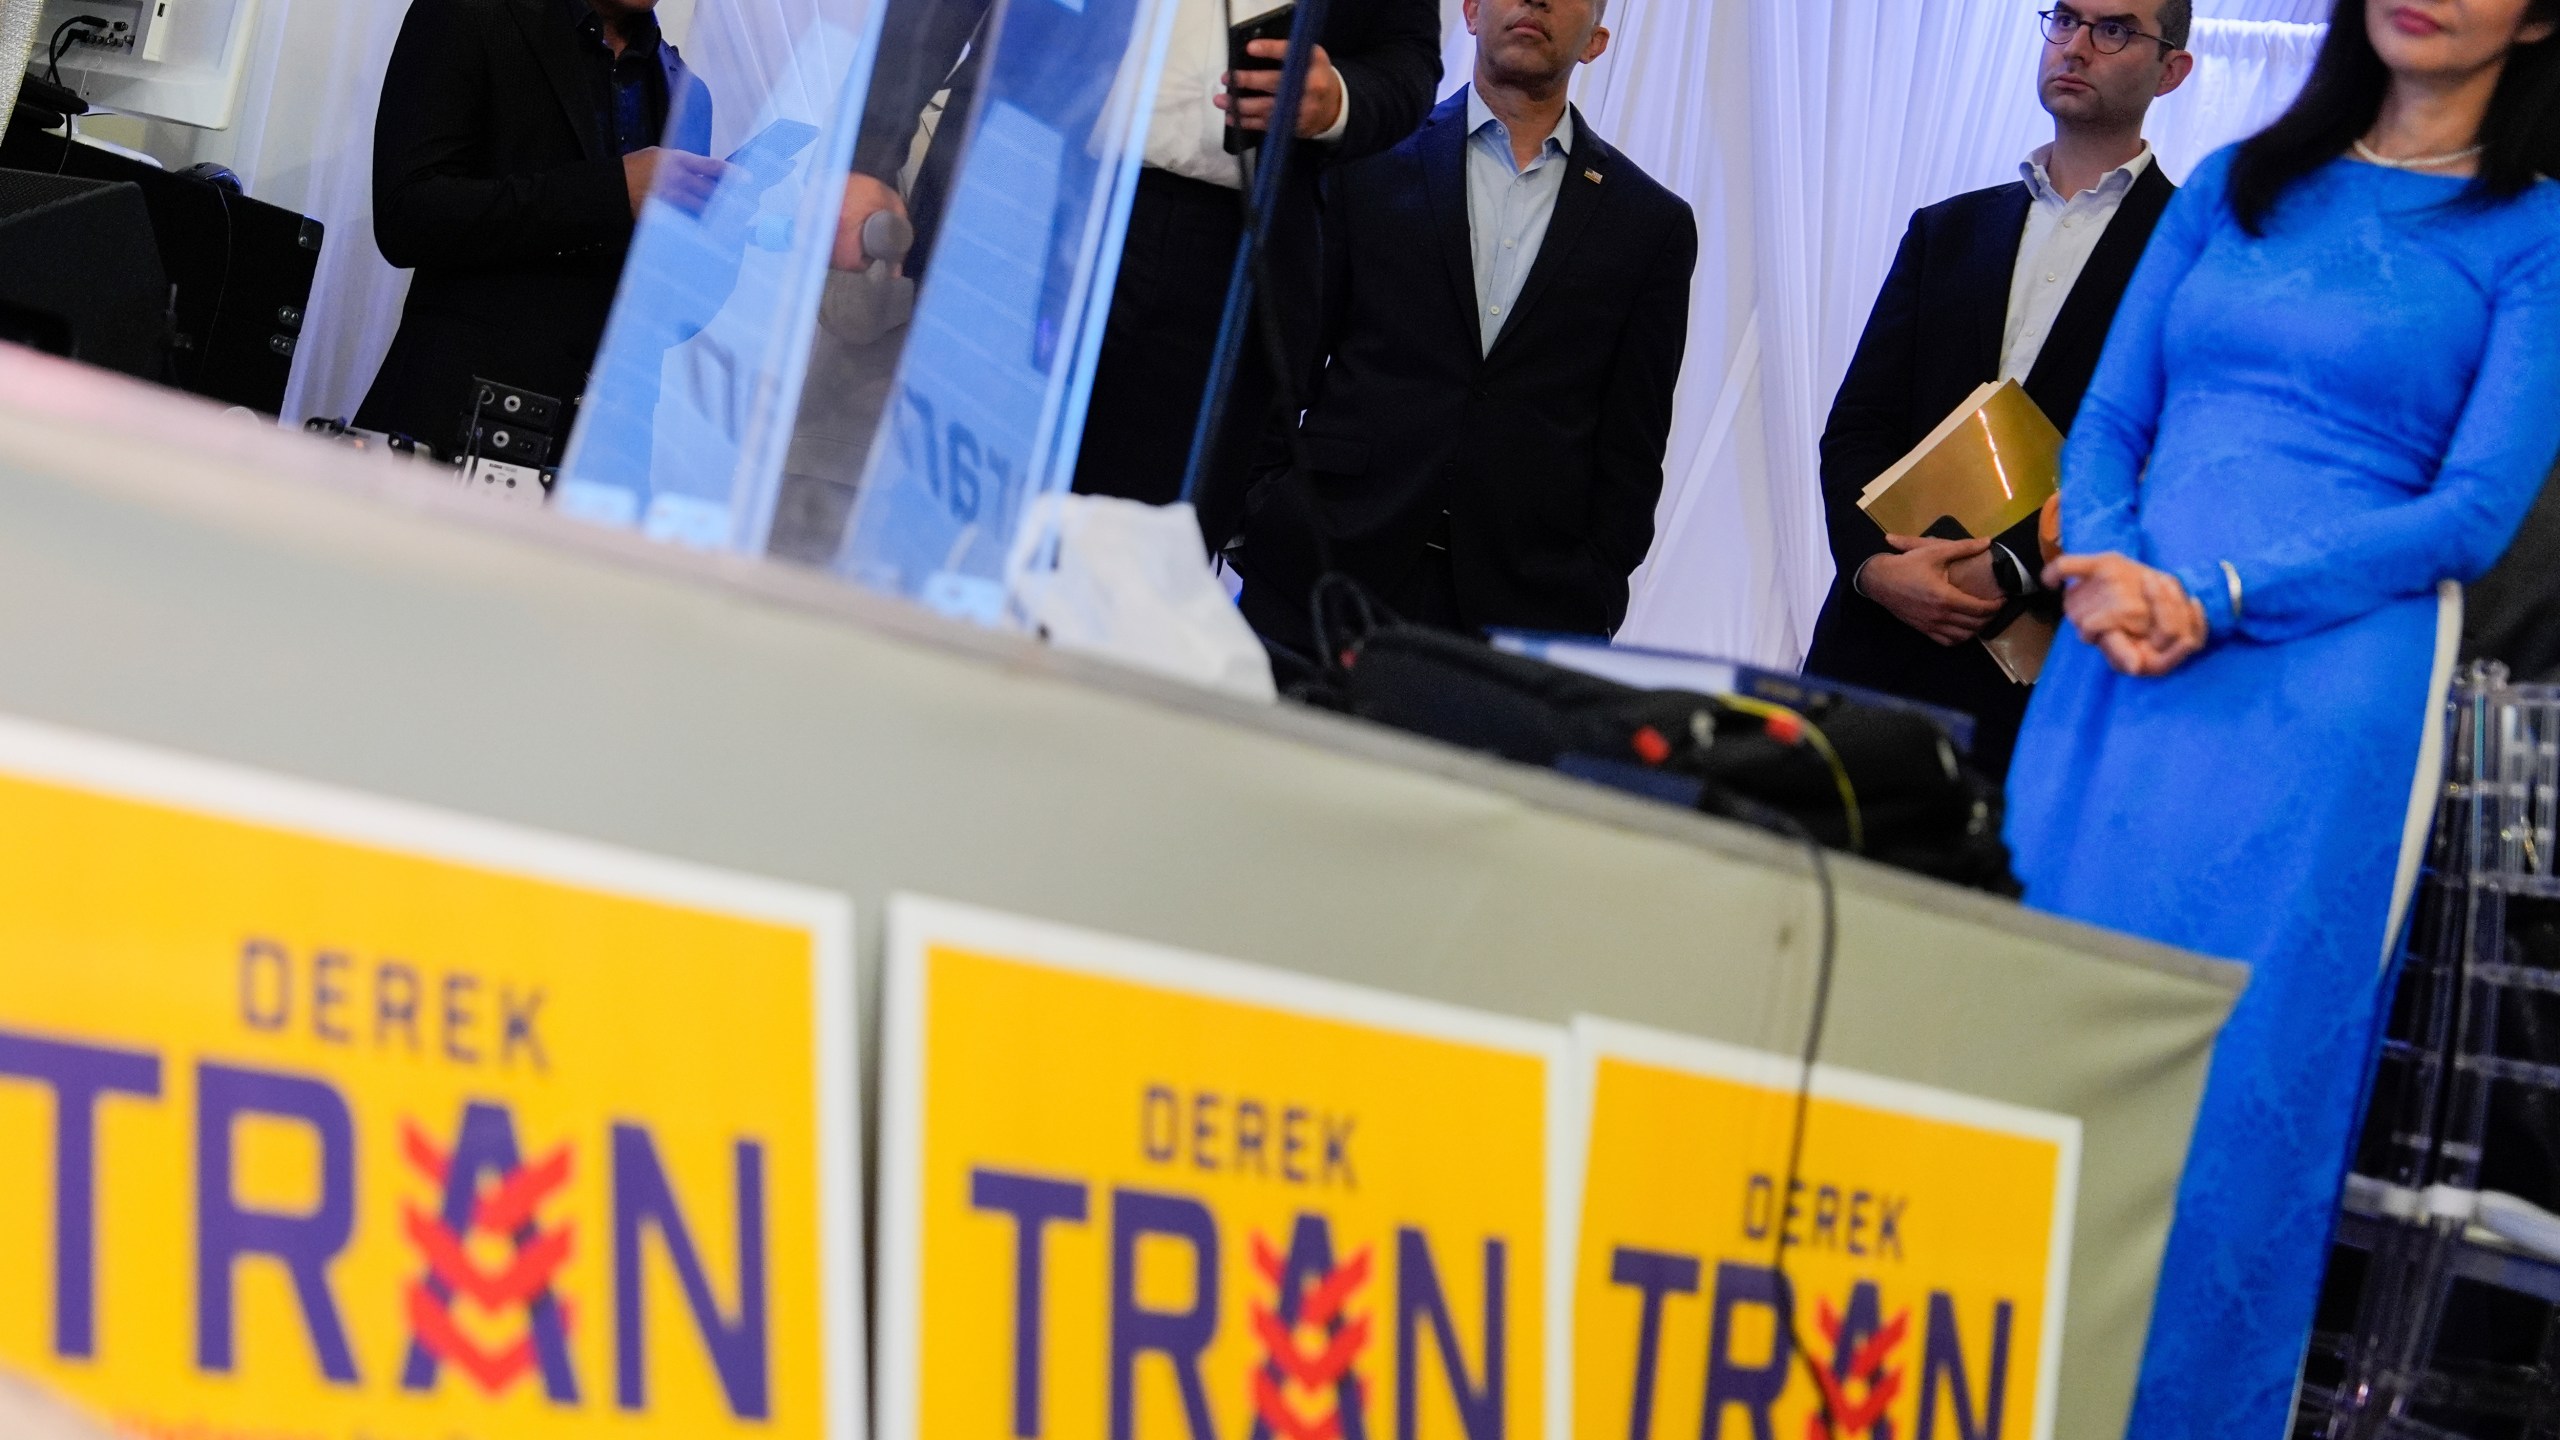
[141,0,410,426]
[2149,18,2330,180]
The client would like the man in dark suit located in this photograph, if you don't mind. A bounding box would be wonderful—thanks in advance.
[1231,0,1696,651]
[357,0,718,453]
[1800,0,2194,779]
[826,0,1443,538]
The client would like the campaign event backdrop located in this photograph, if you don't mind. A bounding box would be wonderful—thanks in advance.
[1567,1017,2079,1440]
[0,715,865,1440]
[876,895,1574,1440]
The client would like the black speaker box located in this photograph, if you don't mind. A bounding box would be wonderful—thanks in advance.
[1,129,323,414]
[0,170,170,380]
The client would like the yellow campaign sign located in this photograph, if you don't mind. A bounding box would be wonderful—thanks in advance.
[0,716,864,1440]
[876,897,1568,1440]
[1567,1019,2078,1440]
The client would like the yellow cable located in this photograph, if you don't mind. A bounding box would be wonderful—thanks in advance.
[1718,696,1865,855]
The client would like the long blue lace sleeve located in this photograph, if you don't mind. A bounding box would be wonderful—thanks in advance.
[2057,149,2233,563]
[2173,226,2560,642]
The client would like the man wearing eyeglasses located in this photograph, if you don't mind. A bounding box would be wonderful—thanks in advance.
[1801,0,2194,780]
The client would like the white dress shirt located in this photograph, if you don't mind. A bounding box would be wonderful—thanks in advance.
[1145,0,1352,190]
[1973,143,2153,591]
[2000,142,2155,380]
[1464,89,1575,354]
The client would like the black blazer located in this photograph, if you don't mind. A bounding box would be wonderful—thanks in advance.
[356,0,712,450]
[1240,90,1698,637]
[1800,161,2175,777]
[848,0,1441,439]
[853,0,1443,186]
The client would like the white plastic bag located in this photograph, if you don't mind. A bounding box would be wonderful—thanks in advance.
[1005,493,1278,703]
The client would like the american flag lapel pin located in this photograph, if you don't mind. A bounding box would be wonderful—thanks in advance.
[1584,168,1603,183]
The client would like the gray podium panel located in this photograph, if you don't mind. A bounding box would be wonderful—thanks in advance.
[0,353,2240,1437]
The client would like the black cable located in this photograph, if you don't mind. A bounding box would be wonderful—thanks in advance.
[1777,823,1844,1439]
[181,181,238,394]
[1714,791,1846,1438]
[47,16,111,88]
[1307,569,1395,671]
[46,15,113,177]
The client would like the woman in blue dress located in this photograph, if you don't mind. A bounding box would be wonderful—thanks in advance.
[2002,0,2560,1432]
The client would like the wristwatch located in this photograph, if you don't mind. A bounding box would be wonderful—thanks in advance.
[1989,544,2035,600]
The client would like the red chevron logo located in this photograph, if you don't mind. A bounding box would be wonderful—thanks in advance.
[1805,1298,1909,1440]
[1249,1232,1373,1440]
[401,1119,576,1396]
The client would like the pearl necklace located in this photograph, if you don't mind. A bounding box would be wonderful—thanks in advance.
[2353,137,2484,171]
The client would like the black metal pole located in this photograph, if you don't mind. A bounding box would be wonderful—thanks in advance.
[1175,0,1333,510]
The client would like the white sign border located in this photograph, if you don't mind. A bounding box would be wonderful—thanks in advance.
[876,892,1575,1440]
[1568,1014,2083,1440]
[0,710,868,1440]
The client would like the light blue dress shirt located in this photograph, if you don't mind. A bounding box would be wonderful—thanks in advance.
[1464,89,1576,355]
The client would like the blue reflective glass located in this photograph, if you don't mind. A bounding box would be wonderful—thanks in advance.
[555,0,887,547]
[555,0,1178,637]
[828,0,1176,620]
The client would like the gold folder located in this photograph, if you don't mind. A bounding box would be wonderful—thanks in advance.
[1981,614,2054,685]
[1858,381,2064,685]
[1858,380,2063,541]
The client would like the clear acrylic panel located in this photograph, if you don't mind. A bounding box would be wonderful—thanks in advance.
[552,0,886,548]
[815,0,1176,621]
[555,0,1178,635]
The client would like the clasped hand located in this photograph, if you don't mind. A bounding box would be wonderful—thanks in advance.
[2044,552,2208,678]
[1863,533,2005,646]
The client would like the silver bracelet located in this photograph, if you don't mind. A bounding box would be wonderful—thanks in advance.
[2219,560,2245,625]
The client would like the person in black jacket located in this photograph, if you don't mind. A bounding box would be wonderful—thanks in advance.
[1799,0,2194,779]
[355,0,718,453]
[825,0,1442,539]
[2465,453,2560,681]
[1232,0,1698,651]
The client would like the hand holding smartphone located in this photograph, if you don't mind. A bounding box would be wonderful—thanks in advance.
[1223,2,1298,155]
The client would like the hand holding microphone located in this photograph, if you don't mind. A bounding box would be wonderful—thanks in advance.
[862,208,914,268]
[832,172,912,273]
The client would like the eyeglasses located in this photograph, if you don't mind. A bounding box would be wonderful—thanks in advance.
[2037,8,2178,55]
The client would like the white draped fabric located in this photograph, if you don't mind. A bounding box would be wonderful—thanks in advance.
[142,0,410,426]
[2149,19,2330,181]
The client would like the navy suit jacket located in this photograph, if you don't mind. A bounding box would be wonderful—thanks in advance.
[359,0,713,448]
[1242,89,1698,637]
[1800,162,2175,776]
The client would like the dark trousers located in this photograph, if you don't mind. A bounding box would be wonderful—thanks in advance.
[1070,167,1274,544]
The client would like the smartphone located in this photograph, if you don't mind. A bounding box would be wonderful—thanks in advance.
[723,119,822,187]
[1223,1,1298,155]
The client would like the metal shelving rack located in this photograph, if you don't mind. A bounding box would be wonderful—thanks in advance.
[2305,666,2560,1439]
